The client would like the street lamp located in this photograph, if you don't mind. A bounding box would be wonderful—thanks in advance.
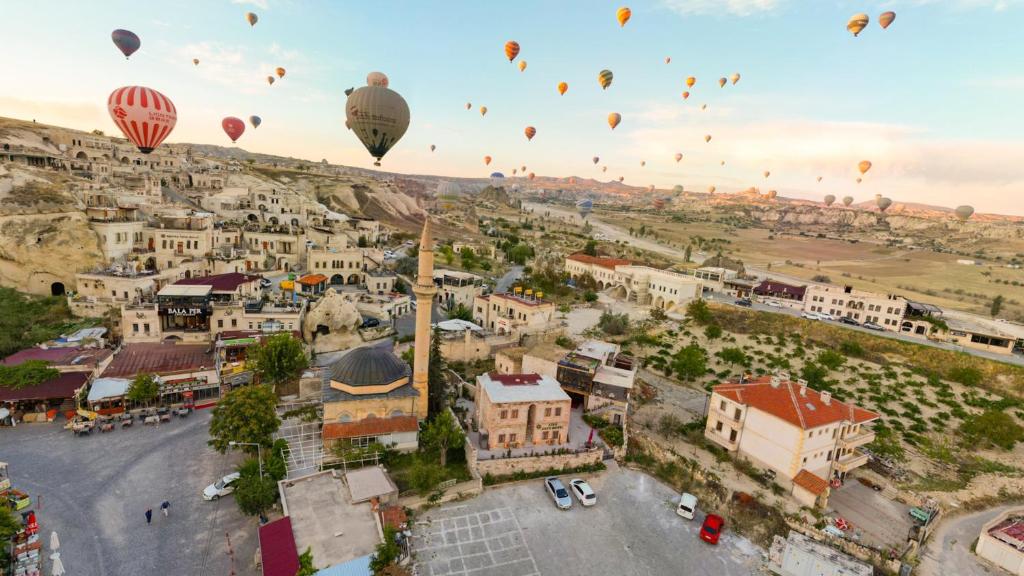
[228,441,264,479]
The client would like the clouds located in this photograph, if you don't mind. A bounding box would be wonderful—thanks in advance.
[660,0,782,17]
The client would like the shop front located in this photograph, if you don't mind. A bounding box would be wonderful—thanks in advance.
[157,285,212,335]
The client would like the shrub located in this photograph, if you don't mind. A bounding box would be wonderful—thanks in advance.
[959,410,1024,450]
[704,324,723,340]
[816,349,847,371]
[948,366,983,387]
[686,300,713,325]
[598,311,630,336]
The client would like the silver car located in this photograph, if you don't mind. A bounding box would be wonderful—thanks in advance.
[545,477,573,510]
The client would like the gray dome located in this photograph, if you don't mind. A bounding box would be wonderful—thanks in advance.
[330,345,410,387]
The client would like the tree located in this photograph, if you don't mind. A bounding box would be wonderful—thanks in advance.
[357,235,369,248]
[208,384,280,453]
[233,469,278,516]
[703,324,722,340]
[370,527,402,575]
[421,410,465,468]
[719,347,748,367]
[810,274,832,283]
[583,290,598,303]
[428,327,447,417]
[649,307,667,322]
[0,360,59,390]
[297,548,317,576]
[582,240,598,256]
[671,344,707,382]
[459,247,477,270]
[126,373,160,405]
[0,505,18,566]
[507,243,532,265]
[686,299,713,325]
[447,303,473,321]
[959,410,1024,450]
[247,333,308,388]
[868,424,905,462]
[683,244,692,263]
[799,363,829,388]
[816,350,847,371]
[440,245,455,265]
[991,294,1005,317]
[598,311,630,336]
[408,457,445,495]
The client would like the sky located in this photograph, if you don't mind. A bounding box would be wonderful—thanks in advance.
[2,0,1024,215]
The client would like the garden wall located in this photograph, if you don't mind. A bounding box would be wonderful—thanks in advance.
[475,447,603,478]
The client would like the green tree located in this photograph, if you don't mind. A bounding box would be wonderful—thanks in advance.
[232,460,278,516]
[575,272,598,291]
[421,409,465,468]
[598,311,630,336]
[297,548,317,576]
[649,307,667,322]
[867,424,905,462]
[428,327,447,417]
[582,240,598,257]
[816,349,847,371]
[0,505,18,566]
[507,244,532,265]
[446,303,473,321]
[719,347,748,367]
[247,333,308,388]
[799,363,829,388]
[126,373,160,405]
[208,384,280,453]
[459,247,477,270]
[408,457,445,495]
[357,235,369,248]
[990,294,1004,317]
[583,290,598,303]
[0,360,59,390]
[686,299,713,325]
[440,245,455,265]
[671,344,707,382]
[703,324,722,340]
[959,410,1024,450]
[369,526,402,575]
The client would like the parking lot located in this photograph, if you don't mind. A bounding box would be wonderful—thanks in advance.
[827,480,914,549]
[1,411,256,576]
[412,467,763,576]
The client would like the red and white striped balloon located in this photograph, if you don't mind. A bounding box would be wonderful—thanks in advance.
[107,86,177,154]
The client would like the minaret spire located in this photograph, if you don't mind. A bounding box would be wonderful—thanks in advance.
[410,217,436,419]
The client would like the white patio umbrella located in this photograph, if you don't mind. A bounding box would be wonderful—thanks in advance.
[50,531,60,551]
[50,552,66,576]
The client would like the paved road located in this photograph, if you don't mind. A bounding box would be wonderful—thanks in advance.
[1,412,256,576]
[495,265,524,293]
[523,202,684,261]
[918,505,1021,576]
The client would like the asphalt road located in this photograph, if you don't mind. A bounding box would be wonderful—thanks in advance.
[918,505,1021,576]
[1,411,256,576]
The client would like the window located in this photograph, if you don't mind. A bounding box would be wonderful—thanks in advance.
[132,323,139,333]
[497,434,505,444]
[802,457,807,465]
[511,409,519,419]
[729,429,737,442]
[143,323,150,333]
[217,319,224,328]
[509,433,517,443]
[827,450,833,461]
[500,409,508,419]
[542,431,549,440]
[554,407,562,416]
[544,407,552,417]
[231,319,237,327]
[715,421,724,432]
[719,400,726,411]
[733,408,741,421]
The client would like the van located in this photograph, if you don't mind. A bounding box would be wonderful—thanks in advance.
[677,492,697,520]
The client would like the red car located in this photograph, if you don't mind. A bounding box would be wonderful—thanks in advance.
[700,514,725,544]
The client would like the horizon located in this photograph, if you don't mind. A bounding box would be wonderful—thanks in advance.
[3,1,1024,216]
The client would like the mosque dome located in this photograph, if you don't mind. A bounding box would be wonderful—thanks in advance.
[329,345,411,388]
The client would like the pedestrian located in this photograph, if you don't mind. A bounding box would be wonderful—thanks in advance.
[145,508,152,524]
[161,501,170,517]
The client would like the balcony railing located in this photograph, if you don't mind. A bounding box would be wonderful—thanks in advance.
[839,429,876,450]
[835,450,869,472]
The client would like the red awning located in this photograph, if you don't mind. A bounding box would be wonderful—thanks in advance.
[0,372,89,403]
[258,517,300,576]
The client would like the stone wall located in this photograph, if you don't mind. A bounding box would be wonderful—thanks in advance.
[475,448,603,478]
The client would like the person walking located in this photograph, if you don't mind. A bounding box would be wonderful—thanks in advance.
[160,501,170,517]
[145,508,153,524]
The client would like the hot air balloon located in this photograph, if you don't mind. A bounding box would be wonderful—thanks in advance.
[720,160,725,166]
[730,73,741,85]
[616,6,631,27]
[569,177,577,185]
[345,75,411,166]
[276,67,286,79]
[682,91,690,100]
[673,185,684,194]
[192,58,200,66]
[480,106,488,116]
[879,11,896,29]
[505,41,520,62]
[249,115,261,129]
[608,112,621,130]
[524,126,536,141]
[598,70,614,90]
[518,61,527,72]
[763,170,771,178]
[558,82,568,95]
[842,196,854,206]
[267,76,275,85]
[954,205,974,220]
[686,76,696,88]
[665,57,671,64]
[708,186,716,194]
[222,117,245,143]
[876,197,892,212]
[430,144,436,152]
[701,104,708,111]
[512,168,517,175]
[767,190,778,200]
[817,176,823,182]
[618,176,624,182]
[107,86,177,154]
[704,134,712,143]
[465,102,472,110]
[824,194,836,206]
[847,13,869,36]
[521,165,526,172]
[653,198,666,210]
[577,198,594,218]
[856,177,863,184]
[858,160,872,175]
[640,160,646,167]
[528,172,536,181]
[484,156,492,166]
[718,77,727,88]
[674,153,683,163]
[111,29,141,59]
[592,156,600,165]
[246,12,258,26]
[367,72,389,87]
[602,166,608,173]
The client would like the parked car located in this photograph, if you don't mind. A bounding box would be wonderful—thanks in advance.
[838,316,860,326]
[383,250,395,259]
[700,514,725,544]
[801,311,821,320]
[360,317,381,328]
[569,479,596,507]
[203,472,241,501]
[863,322,884,331]
[677,492,698,520]
[545,477,573,510]
[734,298,753,307]
[259,278,272,288]
[817,312,835,321]
[765,300,782,308]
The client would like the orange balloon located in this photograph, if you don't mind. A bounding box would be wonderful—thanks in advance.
[608,112,621,130]
[518,60,527,72]
[504,41,520,62]
[557,82,568,95]
[616,6,631,27]
[524,126,536,141]
[528,172,536,180]
[682,91,689,100]
[686,76,696,88]
[484,156,492,165]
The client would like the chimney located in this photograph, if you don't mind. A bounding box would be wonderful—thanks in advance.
[798,378,808,397]
[770,376,781,388]
[777,370,790,381]
[821,391,832,405]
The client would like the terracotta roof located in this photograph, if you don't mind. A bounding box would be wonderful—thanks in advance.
[753,280,806,299]
[0,372,89,402]
[566,252,632,269]
[101,343,214,378]
[257,516,300,576]
[2,347,112,368]
[323,415,419,440]
[296,274,328,286]
[378,505,408,531]
[174,272,261,293]
[713,376,879,430]
[793,469,828,496]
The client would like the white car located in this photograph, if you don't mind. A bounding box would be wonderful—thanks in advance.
[569,478,597,507]
[677,492,698,520]
[203,472,241,501]
[765,300,782,308]
[801,311,821,320]
[818,312,835,321]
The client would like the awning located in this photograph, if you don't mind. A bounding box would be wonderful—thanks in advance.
[0,372,89,402]
[315,555,373,576]
[220,338,256,347]
[86,377,131,403]
[258,517,300,576]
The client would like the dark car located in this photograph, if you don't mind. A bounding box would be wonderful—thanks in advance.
[734,298,753,307]
[700,514,725,544]
[360,317,381,328]
[838,316,860,326]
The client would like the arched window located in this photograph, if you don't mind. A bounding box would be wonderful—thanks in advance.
[338,412,353,423]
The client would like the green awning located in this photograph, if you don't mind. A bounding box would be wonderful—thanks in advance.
[222,337,257,347]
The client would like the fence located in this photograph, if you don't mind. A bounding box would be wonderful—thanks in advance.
[275,400,323,479]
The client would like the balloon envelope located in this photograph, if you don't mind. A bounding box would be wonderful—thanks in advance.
[858,160,872,175]
[876,197,892,211]
[718,77,727,88]
[577,198,593,217]
[275,67,286,78]
[847,13,869,36]
[954,205,974,220]
[484,156,492,165]
[518,61,527,72]
[704,134,712,143]
[267,76,275,85]
[598,69,614,90]
[249,115,261,128]
[430,144,436,152]
[345,84,410,166]
[504,41,520,62]
[222,117,245,142]
[686,76,696,88]
[111,29,141,59]
[479,106,487,116]
[192,58,200,66]
[824,194,836,206]
[674,153,683,163]
[558,82,568,95]
[608,112,621,130]
[367,72,389,87]
[730,73,741,85]
[879,11,896,29]
[842,196,854,206]
[682,91,689,100]
[616,6,631,27]
[592,156,599,165]
[246,12,258,26]
[525,126,536,141]
[107,86,177,154]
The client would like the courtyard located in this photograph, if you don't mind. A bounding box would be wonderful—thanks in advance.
[412,467,763,576]
[0,411,257,576]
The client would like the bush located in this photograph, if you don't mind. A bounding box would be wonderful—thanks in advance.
[598,311,630,336]
[816,349,847,371]
[704,324,723,340]
[583,290,598,303]
[671,344,708,382]
[959,410,1024,450]
[554,335,574,348]
[948,366,983,387]
[686,300,713,325]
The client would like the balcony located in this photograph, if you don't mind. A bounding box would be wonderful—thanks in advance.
[839,428,876,450]
[709,402,743,424]
[835,450,869,473]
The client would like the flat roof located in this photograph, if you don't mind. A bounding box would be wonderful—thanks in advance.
[174,272,261,293]
[989,514,1024,551]
[478,372,570,404]
[157,284,212,298]
[575,340,618,362]
[345,466,399,504]
[101,343,214,378]
[280,472,381,569]
[258,516,300,576]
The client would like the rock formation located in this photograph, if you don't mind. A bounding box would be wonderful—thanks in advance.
[302,288,362,354]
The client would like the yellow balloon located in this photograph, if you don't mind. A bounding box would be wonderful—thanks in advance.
[598,69,614,90]
[608,112,621,130]
[557,82,568,95]
[730,73,741,85]
[847,13,869,37]
[704,134,712,143]
[686,76,696,88]
[518,60,527,72]
[616,6,631,27]
[480,106,488,116]
[858,160,872,175]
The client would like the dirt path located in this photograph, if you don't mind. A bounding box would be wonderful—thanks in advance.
[918,504,1021,576]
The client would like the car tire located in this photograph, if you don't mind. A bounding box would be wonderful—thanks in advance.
[211,494,219,501]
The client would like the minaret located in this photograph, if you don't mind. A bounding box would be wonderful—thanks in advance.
[410,217,436,420]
